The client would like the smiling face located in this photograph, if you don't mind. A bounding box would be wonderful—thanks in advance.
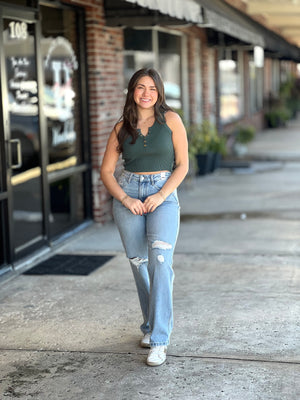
[133,76,158,110]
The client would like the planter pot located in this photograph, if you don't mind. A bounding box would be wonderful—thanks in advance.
[233,143,248,157]
[212,152,222,171]
[196,152,214,175]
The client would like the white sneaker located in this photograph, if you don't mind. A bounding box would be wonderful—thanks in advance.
[140,333,151,348]
[146,346,167,366]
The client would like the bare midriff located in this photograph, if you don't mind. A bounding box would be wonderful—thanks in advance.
[134,170,170,175]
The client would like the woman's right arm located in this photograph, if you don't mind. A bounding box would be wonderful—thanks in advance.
[100,123,146,215]
[100,123,126,202]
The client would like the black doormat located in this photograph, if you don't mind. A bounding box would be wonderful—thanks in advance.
[23,254,114,276]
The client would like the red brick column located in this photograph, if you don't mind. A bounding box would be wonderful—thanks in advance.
[201,38,211,121]
[65,0,125,223]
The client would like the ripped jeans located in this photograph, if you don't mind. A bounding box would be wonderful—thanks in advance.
[113,170,180,347]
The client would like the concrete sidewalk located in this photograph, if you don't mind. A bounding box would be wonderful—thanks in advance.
[0,119,300,399]
[246,117,300,161]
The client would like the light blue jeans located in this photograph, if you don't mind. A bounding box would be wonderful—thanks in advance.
[113,170,180,347]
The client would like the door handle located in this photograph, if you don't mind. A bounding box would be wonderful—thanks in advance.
[10,139,22,169]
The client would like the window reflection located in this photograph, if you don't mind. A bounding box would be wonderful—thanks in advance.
[40,6,81,166]
[41,5,86,239]
[4,18,44,252]
[158,32,181,110]
[219,50,242,122]
[50,174,84,237]
[4,21,40,174]
[124,28,182,110]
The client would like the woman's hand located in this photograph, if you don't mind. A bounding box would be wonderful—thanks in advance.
[143,192,165,213]
[123,196,147,215]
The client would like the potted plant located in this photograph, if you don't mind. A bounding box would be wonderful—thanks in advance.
[265,106,291,128]
[187,120,221,175]
[279,76,300,119]
[233,124,256,157]
[209,135,227,171]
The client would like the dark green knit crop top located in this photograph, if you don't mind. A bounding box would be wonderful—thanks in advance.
[122,119,175,172]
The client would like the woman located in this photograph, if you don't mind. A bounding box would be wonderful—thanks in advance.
[100,68,188,366]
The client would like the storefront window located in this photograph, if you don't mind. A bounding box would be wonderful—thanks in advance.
[158,31,181,110]
[40,6,81,170]
[6,0,32,6]
[280,61,292,84]
[124,28,152,52]
[124,28,182,110]
[272,59,280,95]
[49,174,84,238]
[219,50,243,123]
[124,29,154,92]
[40,5,86,238]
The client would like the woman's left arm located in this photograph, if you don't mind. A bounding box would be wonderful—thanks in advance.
[159,111,189,196]
[143,111,189,212]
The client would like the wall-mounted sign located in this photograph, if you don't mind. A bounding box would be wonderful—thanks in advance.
[5,21,38,116]
[8,21,28,40]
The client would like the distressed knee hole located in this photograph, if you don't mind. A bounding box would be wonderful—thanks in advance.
[152,240,172,250]
[129,256,148,270]
[157,254,165,263]
[152,240,172,264]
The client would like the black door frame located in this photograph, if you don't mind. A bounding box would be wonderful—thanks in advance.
[0,2,92,273]
[0,6,47,268]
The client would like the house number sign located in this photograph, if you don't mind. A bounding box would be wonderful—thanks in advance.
[8,21,28,40]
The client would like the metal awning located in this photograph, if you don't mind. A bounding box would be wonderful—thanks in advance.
[204,9,264,47]
[125,0,203,24]
[105,0,203,26]
[244,13,300,62]
[104,0,300,61]
[198,0,300,61]
[198,0,265,47]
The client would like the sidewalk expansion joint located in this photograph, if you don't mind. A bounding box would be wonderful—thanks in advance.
[176,251,300,257]
[1,348,299,366]
[181,209,300,222]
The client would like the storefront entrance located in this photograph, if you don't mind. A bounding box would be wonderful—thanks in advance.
[0,3,91,276]
[3,9,44,261]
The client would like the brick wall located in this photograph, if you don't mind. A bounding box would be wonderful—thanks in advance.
[200,35,211,121]
[181,26,207,125]
[186,31,198,124]
[65,0,125,223]
[264,58,273,99]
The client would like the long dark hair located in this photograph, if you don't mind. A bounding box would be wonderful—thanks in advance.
[116,68,172,152]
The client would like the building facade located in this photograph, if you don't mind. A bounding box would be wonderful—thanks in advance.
[0,0,299,280]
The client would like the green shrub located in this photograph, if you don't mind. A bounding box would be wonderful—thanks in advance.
[265,107,291,128]
[234,125,256,144]
[209,135,227,156]
[187,120,218,155]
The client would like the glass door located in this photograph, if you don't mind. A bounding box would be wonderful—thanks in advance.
[0,104,9,272]
[40,4,89,239]
[1,9,44,261]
